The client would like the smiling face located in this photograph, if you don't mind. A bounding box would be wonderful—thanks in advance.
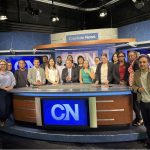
[94,57,100,65]
[139,57,149,71]
[42,56,48,63]
[118,53,125,62]
[34,59,40,68]
[128,51,137,62]
[0,60,7,71]
[113,54,118,63]
[83,60,89,69]
[57,57,62,64]
[7,62,12,71]
[49,58,55,67]
[66,59,72,69]
[78,57,84,65]
[67,55,73,62]
[101,55,108,64]
[19,60,26,69]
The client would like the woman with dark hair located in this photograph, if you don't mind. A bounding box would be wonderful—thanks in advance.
[113,51,129,85]
[45,58,59,85]
[111,52,119,64]
[79,60,94,84]
[76,55,84,80]
[0,60,16,127]
[77,55,84,69]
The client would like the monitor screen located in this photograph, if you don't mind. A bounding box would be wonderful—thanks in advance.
[42,99,89,126]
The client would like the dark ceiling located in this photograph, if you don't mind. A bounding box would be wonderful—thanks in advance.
[0,0,150,33]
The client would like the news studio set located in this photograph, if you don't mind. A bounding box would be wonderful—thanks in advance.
[0,37,149,149]
[1,31,150,150]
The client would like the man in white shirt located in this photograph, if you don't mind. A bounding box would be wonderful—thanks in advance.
[95,53,113,85]
[56,56,65,83]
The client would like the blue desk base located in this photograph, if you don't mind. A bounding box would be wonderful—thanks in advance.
[0,125,146,143]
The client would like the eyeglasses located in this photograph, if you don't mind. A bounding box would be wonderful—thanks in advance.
[0,64,6,65]
[139,61,147,64]
[118,56,125,57]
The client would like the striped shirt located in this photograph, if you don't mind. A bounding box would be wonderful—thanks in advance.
[0,71,16,87]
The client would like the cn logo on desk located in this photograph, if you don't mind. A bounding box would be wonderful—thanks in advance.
[42,99,88,126]
[51,104,79,121]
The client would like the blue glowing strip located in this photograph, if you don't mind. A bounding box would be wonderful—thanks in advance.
[13,91,131,97]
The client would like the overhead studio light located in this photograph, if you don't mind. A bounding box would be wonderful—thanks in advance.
[51,16,59,22]
[0,0,8,21]
[50,12,59,22]
[132,0,137,2]
[0,14,8,20]
[99,9,107,18]
[132,0,145,9]
[50,0,59,23]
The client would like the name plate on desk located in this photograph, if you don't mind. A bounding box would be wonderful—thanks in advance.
[42,99,89,126]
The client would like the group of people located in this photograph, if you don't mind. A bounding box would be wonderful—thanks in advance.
[0,51,150,147]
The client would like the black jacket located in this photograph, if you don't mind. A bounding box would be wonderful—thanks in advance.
[95,62,114,84]
[62,67,79,83]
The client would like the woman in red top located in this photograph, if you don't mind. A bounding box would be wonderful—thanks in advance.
[113,52,129,85]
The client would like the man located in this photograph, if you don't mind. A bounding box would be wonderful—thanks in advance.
[128,51,143,126]
[91,57,100,73]
[62,59,78,83]
[7,62,13,72]
[95,53,113,84]
[56,56,65,83]
[132,55,150,148]
[56,56,63,66]
[40,55,49,70]
[66,54,78,68]
[14,60,29,88]
[28,58,46,86]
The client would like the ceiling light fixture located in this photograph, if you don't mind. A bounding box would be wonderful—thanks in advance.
[0,0,8,21]
[0,14,8,20]
[50,12,59,22]
[99,8,107,18]
[132,0,145,9]
[50,0,59,22]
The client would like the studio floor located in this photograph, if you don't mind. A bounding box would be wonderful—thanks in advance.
[0,131,148,149]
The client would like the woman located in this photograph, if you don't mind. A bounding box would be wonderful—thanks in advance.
[76,55,84,81]
[77,55,84,69]
[113,52,129,85]
[0,60,16,127]
[45,58,59,85]
[111,52,118,64]
[79,60,94,84]
[95,53,113,84]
